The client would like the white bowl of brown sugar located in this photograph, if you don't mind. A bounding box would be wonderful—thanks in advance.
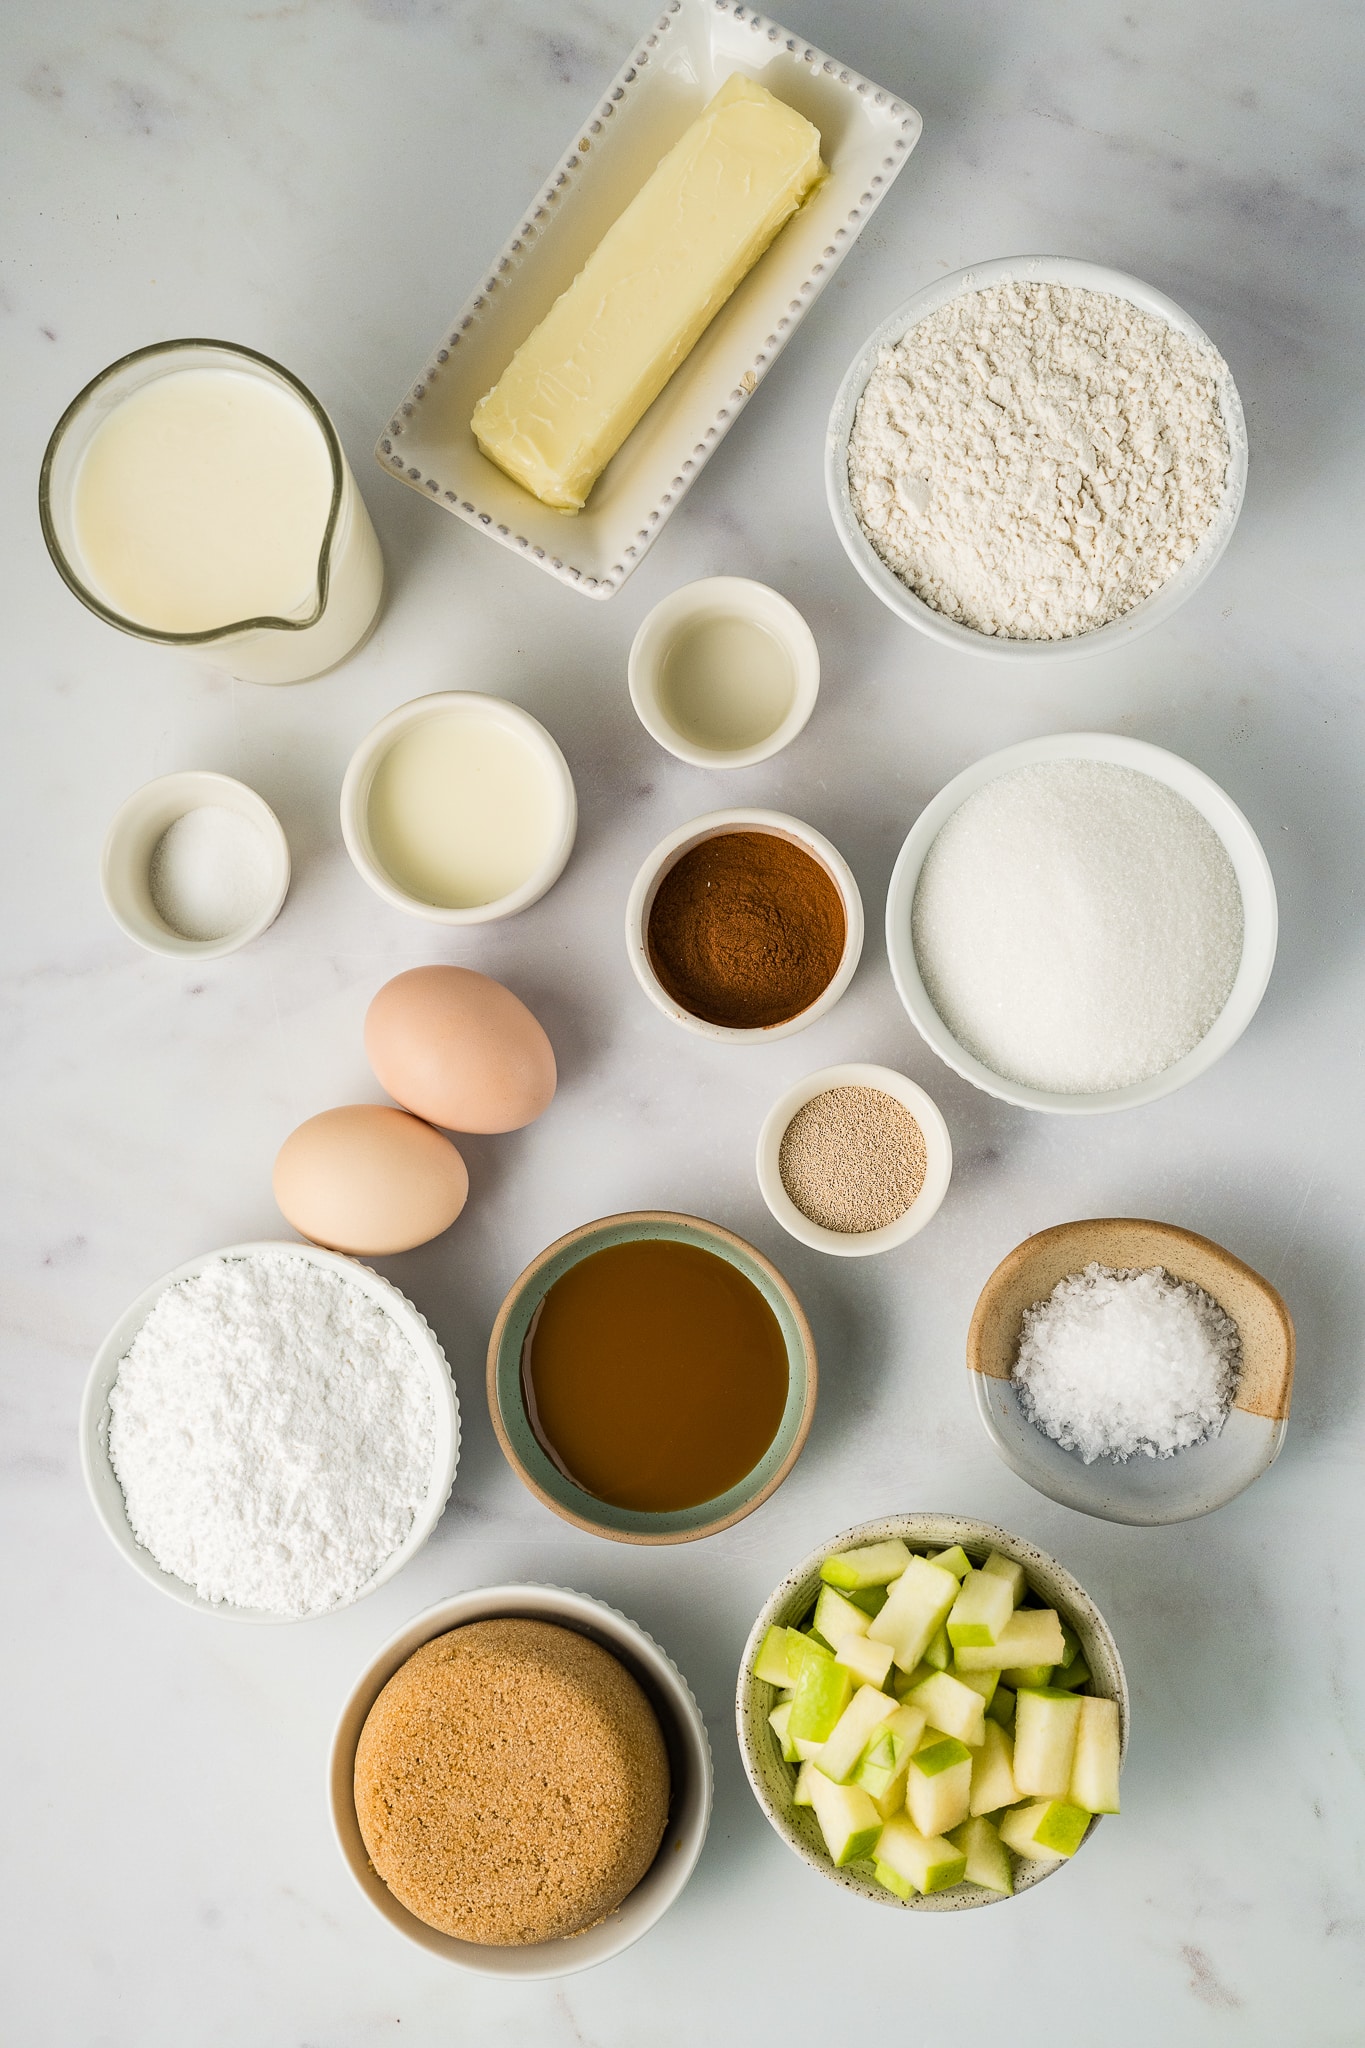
[756,1063,953,1257]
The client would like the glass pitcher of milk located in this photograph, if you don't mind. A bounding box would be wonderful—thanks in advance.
[40,339,384,685]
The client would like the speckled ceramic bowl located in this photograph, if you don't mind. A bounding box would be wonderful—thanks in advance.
[330,1583,713,1977]
[737,1515,1128,1910]
[487,1211,816,1543]
[968,1218,1295,1525]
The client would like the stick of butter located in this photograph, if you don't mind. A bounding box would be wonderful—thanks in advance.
[471,74,826,512]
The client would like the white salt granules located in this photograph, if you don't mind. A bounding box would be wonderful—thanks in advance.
[149,805,275,941]
[1013,1262,1242,1463]
[847,280,1232,641]
[911,759,1243,1094]
[107,1252,436,1616]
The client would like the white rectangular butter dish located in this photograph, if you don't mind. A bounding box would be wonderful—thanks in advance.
[376,0,921,599]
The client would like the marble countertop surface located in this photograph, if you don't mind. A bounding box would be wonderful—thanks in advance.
[3,1,1363,2041]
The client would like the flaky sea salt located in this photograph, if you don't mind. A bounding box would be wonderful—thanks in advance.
[911,759,1244,1094]
[107,1252,436,1616]
[1012,1262,1241,1464]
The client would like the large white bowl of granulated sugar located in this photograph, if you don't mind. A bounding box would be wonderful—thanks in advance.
[885,732,1277,1115]
[826,256,1248,658]
[80,1241,460,1621]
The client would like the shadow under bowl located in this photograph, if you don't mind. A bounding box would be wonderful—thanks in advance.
[968,1218,1295,1525]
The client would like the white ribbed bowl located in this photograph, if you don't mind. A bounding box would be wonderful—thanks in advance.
[79,1240,460,1622]
[330,1584,713,1976]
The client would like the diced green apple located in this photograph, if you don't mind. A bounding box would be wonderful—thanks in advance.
[1053,1654,1091,1692]
[986,1685,1016,1731]
[998,1799,1091,1860]
[768,1699,800,1763]
[873,1856,915,1900]
[968,1717,1018,1816]
[1070,1695,1121,1814]
[1058,1621,1080,1667]
[813,1583,872,1649]
[788,1654,854,1745]
[1002,1663,1054,1691]
[924,1624,951,1671]
[836,1632,896,1689]
[793,1736,823,1762]
[844,1583,889,1618]
[948,1813,1014,1894]
[953,1608,1066,1672]
[792,1761,817,1806]
[1013,1687,1083,1798]
[906,1735,973,1836]
[853,1704,927,1802]
[928,1545,972,1580]
[813,1684,900,1784]
[806,1769,884,1866]
[952,1665,999,1708]
[891,1661,934,1699]
[876,1815,967,1895]
[980,1552,1027,1606]
[947,1568,1016,1648]
[820,1540,913,1591]
[904,1670,987,1748]
[868,1558,960,1673]
[753,1625,795,1687]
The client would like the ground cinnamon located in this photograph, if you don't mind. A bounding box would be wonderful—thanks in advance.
[646,829,847,1029]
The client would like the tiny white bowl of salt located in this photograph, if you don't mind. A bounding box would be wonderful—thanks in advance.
[884,732,1277,1115]
[101,769,290,958]
[967,1218,1295,1525]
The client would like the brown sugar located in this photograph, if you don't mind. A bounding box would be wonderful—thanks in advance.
[353,1618,671,1946]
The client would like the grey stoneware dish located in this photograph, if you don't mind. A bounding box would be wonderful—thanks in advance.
[968,1218,1295,1526]
[330,1582,713,1978]
[737,1514,1128,1911]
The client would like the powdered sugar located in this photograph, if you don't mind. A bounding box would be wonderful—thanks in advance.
[1013,1262,1242,1463]
[107,1252,437,1616]
[847,280,1232,640]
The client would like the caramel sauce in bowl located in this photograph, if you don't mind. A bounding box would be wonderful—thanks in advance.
[488,1213,817,1544]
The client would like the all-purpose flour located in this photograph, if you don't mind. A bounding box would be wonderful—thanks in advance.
[107,1252,436,1616]
[848,280,1232,640]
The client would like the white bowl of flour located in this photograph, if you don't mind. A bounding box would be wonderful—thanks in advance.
[81,1242,460,1620]
[826,257,1247,656]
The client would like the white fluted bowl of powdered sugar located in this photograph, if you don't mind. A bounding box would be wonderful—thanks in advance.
[885,732,1277,1115]
[80,1242,460,1621]
[826,257,1247,657]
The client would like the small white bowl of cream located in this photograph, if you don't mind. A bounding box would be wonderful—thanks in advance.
[101,769,291,959]
[340,691,577,924]
[628,577,819,769]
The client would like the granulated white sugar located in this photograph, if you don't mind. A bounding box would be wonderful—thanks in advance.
[107,1252,436,1616]
[149,805,275,941]
[847,280,1233,641]
[911,759,1244,1094]
[1012,1262,1242,1463]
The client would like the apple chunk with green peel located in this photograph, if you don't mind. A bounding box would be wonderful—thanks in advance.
[812,1583,871,1650]
[948,1568,1015,1648]
[999,1799,1091,1860]
[820,1539,913,1591]
[903,1670,986,1748]
[788,1653,853,1746]
[813,1683,900,1784]
[869,1558,960,1672]
[954,1607,1066,1672]
[928,1544,972,1580]
[1070,1695,1121,1814]
[980,1550,1028,1604]
[853,1703,926,1805]
[948,1813,1013,1894]
[836,1632,896,1689]
[876,1815,967,1895]
[906,1734,973,1836]
[806,1769,884,1867]
[969,1717,1018,1816]
[1013,1688,1083,1799]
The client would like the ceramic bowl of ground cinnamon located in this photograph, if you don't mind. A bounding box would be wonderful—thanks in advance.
[626,809,864,1040]
[756,1062,954,1257]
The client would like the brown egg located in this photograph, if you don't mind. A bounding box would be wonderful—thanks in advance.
[273,1104,468,1255]
[365,966,557,1134]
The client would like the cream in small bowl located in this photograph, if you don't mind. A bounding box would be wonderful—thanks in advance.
[341,691,576,924]
[628,576,819,768]
[757,1063,952,1258]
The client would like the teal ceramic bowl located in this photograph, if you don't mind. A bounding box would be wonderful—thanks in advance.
[487,1211,817,1544]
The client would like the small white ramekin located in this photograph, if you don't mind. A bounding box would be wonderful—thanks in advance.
[79,1241,460,1622]
[826,256,1248,660]
[884,731,1277,1115]
[756,1062,952,1257]
[625,808,864,1042]
[627,576,820,768]
[100,769,290,959]
[330,1583,713,1976]
[340,690,577,924]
